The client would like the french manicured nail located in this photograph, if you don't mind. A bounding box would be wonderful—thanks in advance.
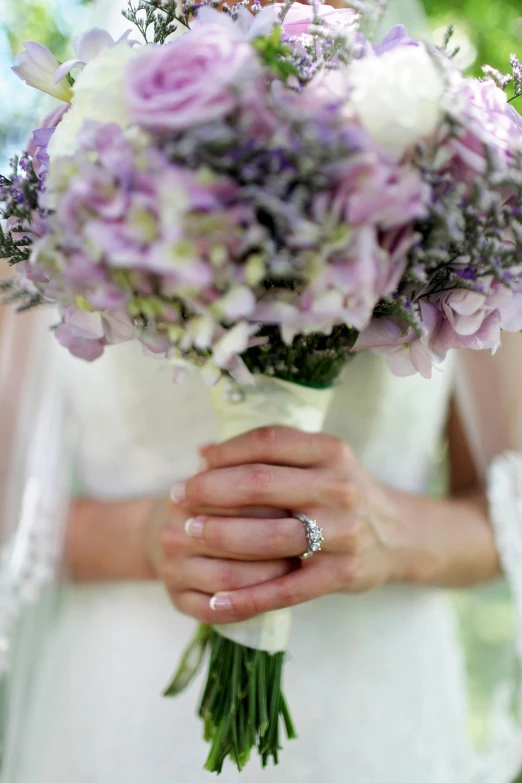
[184,517,204,538]
[210,594,233,612]
[170,482,186,503]
[199,442,215,455]
[198,456,208,472]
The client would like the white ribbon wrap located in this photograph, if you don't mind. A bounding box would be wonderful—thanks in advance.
[209,375,334,654]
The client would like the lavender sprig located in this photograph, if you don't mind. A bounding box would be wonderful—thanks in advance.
[509,54,522,103]
[0,155,46,309]
[122,0,189,43]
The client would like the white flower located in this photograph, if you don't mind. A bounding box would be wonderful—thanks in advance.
[53,28,137,82]
[47,43,140,162]
[12,42,73,102]
[349,45,444,160]
[213,322,256,367]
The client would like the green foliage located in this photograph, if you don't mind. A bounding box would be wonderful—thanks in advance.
[253,26,300,81]
[5,7,67,63]
[425,0,522,77]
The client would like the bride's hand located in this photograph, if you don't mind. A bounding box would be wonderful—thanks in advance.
[155,500,295,624]
[169,427,413,622]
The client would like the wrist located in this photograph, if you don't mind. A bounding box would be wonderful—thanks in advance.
[387,489,500,588]
[65,497,160,582]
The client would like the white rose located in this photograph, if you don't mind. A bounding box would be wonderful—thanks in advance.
[349,45,444,160]
[48,43,140,162]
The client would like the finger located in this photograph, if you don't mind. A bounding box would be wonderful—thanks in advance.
[161,520,288,563]
[173,590,256,625]
[202,427,351,471]
[165,556,294,594]
[183,464,342,509]
[208,557,344,616]
[184,505,287,520]
[185,515,310,558]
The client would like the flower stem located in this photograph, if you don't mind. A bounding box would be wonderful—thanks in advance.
[194,629,296,773]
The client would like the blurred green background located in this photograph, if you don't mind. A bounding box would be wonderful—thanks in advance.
[0,0,521,778]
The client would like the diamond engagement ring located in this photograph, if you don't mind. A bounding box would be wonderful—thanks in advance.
[293,513,324,560]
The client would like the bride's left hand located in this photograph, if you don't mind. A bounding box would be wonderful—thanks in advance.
[172,427,413,620]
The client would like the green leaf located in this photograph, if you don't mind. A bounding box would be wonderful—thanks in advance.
[163,624,211,696]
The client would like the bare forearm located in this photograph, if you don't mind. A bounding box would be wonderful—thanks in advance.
[65,497,159,582]
[391,488,500,589]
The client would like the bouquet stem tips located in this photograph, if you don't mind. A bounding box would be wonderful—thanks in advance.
[195,629,295,774]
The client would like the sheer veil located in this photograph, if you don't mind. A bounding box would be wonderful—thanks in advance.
[0,310,71,778]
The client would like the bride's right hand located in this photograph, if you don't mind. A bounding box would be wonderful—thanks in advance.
[151,500,294,624]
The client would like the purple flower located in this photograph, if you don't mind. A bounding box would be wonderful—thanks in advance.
[425,281,521,358]
[332,154,430,230]
[125,24,260,132]
[55,305,135,361]
[448,78,522,179]
[27,105,69,177]
[372,25,419,56]
[354,315,434,378]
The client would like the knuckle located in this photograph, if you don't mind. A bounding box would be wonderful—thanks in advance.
[265,519,299,555]
[203,520,225,551]
[160,526,185,557]
[214,561,236,590]
[331,477,358,509]
[245,464,273,495]
[241,591,264,617]
[328,437,352,465]
[338,517,363,553]
[186,473,207,502]
[254,426,279,450]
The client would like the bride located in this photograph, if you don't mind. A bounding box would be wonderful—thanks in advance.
[2,2,522,783]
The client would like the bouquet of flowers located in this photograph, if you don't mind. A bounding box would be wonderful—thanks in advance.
[3,0,522,773]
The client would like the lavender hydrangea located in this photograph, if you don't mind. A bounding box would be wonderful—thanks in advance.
[2,2,522,385]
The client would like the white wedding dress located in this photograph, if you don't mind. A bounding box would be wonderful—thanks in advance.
[0,337,493,783]
[2,320,522,783]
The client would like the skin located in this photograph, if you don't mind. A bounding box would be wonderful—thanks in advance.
[64,399,500,628]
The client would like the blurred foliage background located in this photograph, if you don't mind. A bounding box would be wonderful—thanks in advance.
[0,0,522,779]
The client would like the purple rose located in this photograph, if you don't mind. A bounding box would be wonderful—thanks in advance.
[448,78,522,180]
[274,2,355,37]
[125,24,259,132]
[425,281,519,358]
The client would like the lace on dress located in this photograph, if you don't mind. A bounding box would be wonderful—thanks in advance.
[457,335,522,783]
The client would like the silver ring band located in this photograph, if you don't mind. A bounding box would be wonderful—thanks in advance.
[293,513,324,560]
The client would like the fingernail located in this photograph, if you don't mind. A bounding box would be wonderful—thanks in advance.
[198,456,208,472]
[199,442,215,456]
[210,594,233,612]
[184,517,205,538]
[170,482,186,503]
